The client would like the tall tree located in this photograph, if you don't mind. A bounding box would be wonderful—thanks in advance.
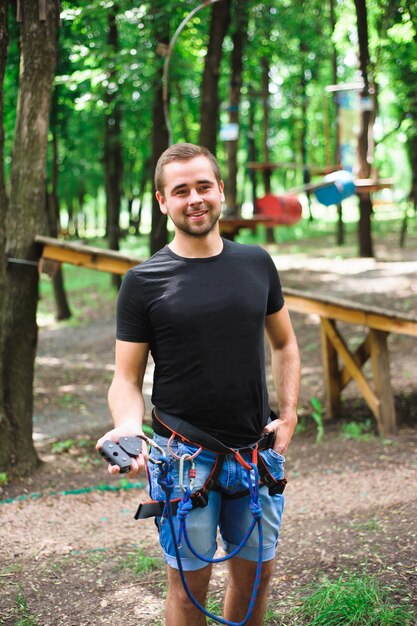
[225,0,249,214]
[0,0,9,471]
[1,0,57,475]
[104,4,123,288]
[329,0,344,245]
[199,0,231,153]
[47,86,72,320]
[150,1,169,255]
[354,0,375,257]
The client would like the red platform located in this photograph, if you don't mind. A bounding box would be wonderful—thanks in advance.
[255,194,303,226]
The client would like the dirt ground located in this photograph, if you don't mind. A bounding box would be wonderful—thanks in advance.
[1,229,417,625]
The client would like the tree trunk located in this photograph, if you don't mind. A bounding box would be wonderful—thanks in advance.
[0,0,10,471]
[261,58,271,196]
[225,0,249,215]
[150,2,169,256]
[329,0,344,245]
[408,132,417,211]
[175,84,190,143]
[48,89,71,321]
[104,5,123,289]
[260,57,275,243]
[247,95,258,211]
[354,0,374,257]
[300,41,313,222]
[133,158,150,235]
[2,0,57,475]
[199,0,231,153]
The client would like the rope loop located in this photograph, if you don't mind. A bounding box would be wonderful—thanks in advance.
[177,487,193,521]
[157,457,175,496]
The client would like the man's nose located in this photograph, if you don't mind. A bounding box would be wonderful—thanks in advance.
[188,189,203,204]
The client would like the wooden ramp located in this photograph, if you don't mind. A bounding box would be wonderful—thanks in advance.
[35,236,417,436]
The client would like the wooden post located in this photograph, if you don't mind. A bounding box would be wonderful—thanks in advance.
[320,319,341,419]
[369,329,397,436]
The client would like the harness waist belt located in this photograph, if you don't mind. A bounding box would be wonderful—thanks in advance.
[153,408,275,454]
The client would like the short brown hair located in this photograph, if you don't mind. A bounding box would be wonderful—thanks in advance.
[154,143,222,194]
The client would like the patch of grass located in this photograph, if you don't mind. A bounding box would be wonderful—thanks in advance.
[296,399,325,443]
[340,419,374,441]
[14,590,39,626]
[51,438,76,454]
[310,396,324,444]
[263,605,282,624]
[121,547,162,575]
[0,471,9,485]
[51,437,92,454]
[206,596,223,624]
[295,570,416,625]
[57,392,83,409]
[51,438,95,454]
[85,548,108,565]
[353,517,381,533]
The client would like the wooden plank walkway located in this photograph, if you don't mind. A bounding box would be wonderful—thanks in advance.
[35,236,417,436]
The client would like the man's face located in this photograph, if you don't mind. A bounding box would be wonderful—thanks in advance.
[156,156,225,238]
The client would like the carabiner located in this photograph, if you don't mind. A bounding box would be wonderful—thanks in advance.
[189,458,196,490]
[167,433,202,461]
[138,433,166,465]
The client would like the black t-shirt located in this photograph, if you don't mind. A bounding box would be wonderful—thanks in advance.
[116,238,284,447]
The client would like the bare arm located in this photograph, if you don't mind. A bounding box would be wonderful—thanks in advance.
[264,305,300,455]
[96,339,150,476]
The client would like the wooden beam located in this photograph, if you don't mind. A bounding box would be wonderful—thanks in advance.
[284,288,417,337]
[35,235,142,276]
[320,319,341,419]
[339,334,372,389]
[369,330,397,436]
[219,216,274,236]
[321,318,380,419]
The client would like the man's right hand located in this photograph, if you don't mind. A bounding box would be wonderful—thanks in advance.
[96,425,148,477]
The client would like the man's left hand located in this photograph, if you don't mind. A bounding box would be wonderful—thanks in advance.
[263,410,298,456]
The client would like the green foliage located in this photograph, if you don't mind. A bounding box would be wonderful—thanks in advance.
[0,472,8,485]
[122,547,162,575]
[340,419,374,441]
[14,590,39,626]
[353,517,381,533]
[206,596,223,625]
[310,396,324,444]
[295,571,416,625]
[297,397,325,443]
[51,438,92,454]
[4,0,414,252]
[142,423,154,436]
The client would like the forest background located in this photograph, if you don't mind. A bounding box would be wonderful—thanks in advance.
[0,0,417,476]
[0,2,417,624]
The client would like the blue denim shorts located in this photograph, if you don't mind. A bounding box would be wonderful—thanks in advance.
[147,433,285,571]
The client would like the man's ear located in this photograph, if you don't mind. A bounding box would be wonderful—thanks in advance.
[156,190,167,215]
[219,180,225,202]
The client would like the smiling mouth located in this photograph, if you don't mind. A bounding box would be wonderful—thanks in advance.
[187,209,208,220]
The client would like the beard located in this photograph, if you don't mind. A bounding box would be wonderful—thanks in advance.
[170,205,221,238]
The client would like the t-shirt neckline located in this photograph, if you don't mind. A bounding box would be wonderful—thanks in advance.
[165,238,228,263]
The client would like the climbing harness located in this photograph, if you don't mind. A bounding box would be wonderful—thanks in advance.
[156,454,263,626]
[132,410,287,626]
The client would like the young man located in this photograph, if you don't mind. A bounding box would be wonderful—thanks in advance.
[97,143,300,625]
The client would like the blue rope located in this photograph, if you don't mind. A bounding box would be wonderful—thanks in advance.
[157,457,264,626]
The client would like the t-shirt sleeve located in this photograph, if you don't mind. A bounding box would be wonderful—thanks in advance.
[265,253,285,315]
[116,270,152,342]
